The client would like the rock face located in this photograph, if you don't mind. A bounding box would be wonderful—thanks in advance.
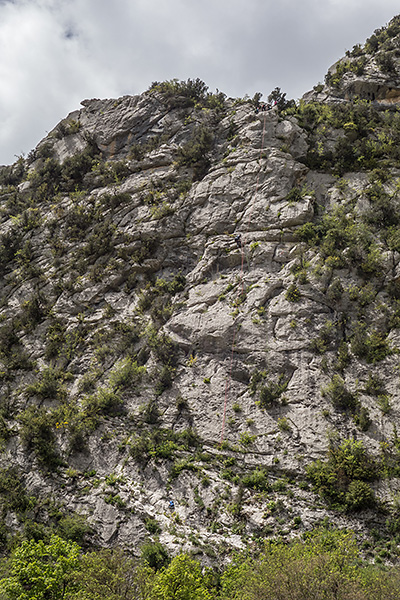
[304,15,400,107]
[2,48,400,559]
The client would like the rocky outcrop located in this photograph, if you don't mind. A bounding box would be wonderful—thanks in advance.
[1,62,400,561]
[303,15,400,108]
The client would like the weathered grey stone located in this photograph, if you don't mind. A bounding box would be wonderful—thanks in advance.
[2,69,400,560]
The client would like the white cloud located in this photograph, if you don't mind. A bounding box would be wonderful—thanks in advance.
[0,0,399,164]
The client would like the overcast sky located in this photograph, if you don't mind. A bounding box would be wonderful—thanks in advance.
[0,0,399,165]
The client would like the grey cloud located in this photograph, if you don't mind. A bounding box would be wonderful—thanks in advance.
[0,0,399,163]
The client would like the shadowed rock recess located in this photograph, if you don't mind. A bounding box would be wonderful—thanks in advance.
[4,19,400,561]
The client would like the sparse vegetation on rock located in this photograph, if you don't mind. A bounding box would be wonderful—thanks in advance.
[1,17,400,574]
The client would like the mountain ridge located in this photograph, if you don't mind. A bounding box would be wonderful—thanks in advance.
[1,18,400,563]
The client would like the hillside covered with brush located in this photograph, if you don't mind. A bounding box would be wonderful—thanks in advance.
[1,16,400,582]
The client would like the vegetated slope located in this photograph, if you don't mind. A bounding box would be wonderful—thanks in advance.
[305,14,400,105]
[2,18,400,561]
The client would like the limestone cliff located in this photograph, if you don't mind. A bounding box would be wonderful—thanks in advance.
[1,22,400,561]
[304,15,400,105]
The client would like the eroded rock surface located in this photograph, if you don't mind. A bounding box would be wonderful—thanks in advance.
[1,70,400,559]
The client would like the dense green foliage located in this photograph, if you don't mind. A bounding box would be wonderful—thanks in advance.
[0,536,80,600]
[307,439,377,510]
[149,78,226,112]
[0,532,400,600]
[286,99,400,174]
[220,529,400,599]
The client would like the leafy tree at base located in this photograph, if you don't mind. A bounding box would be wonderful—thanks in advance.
[152,554,211,600]
[0,535,80,600]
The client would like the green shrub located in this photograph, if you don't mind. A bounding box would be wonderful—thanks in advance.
[277,417,291,432]
[0,320,33,371]
[169,458,199,479]
[150,78,209,109]
[285,187,303,203]
[176,125,213,180]
[239,432,256,446]
[0,467,33,512]
[353,406,371,431]
[348,282,376,307]
[63,204,97,240]
[310,320,336,354]
[104,493,126,508]
[285,283,301,302]
[108,358,146,390]
[0,322,19,358]
[377,394,391,414]
[83,387,123,418]
[363,182,400,229]
[105,472,123,486]
[64,420,91,454]
[57,513,91,544]
[19,293,48,332]
[345,479,375,511]
[140,540,170,571]
[324,57,367,88]
[3,187,30,219]
[146,328,178,366]
[18,406,61,469]
[364,373,385,396]
[20,207,42,231]
[151,553,212,600]
[130,427,200,464]
[376,51,396,73]
[130,433,153,463]
[30,157,62,199]
[150,439,179,459]
[74,548,153,600]
[25,367,66,401]
[60,148,98,191]
[112,320,141,355]
[0,536,80,600]
[144,517,162,535]
[0,412,12,449]
[0,157,25,186]
[154,365,174,396]
[176,395,189,411]
[97,160,131,185]
[307,438,376,509]
[219,530,376,600]
[334,341,351,371]
[137,273,185,324]
[249,370,288,407]
[99,191,131,209]
[81,219,116,260]
[242,468,269,491]
[350,322,391,363]
[322,375,358,412]
[53,119,77,139]
[45,320,66,360]
[14,238,31,268]
[268,87,295,111]
[140,400,160,426]
[293,96,400,175]
[259,376,288,407]
[0,229,22,277]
